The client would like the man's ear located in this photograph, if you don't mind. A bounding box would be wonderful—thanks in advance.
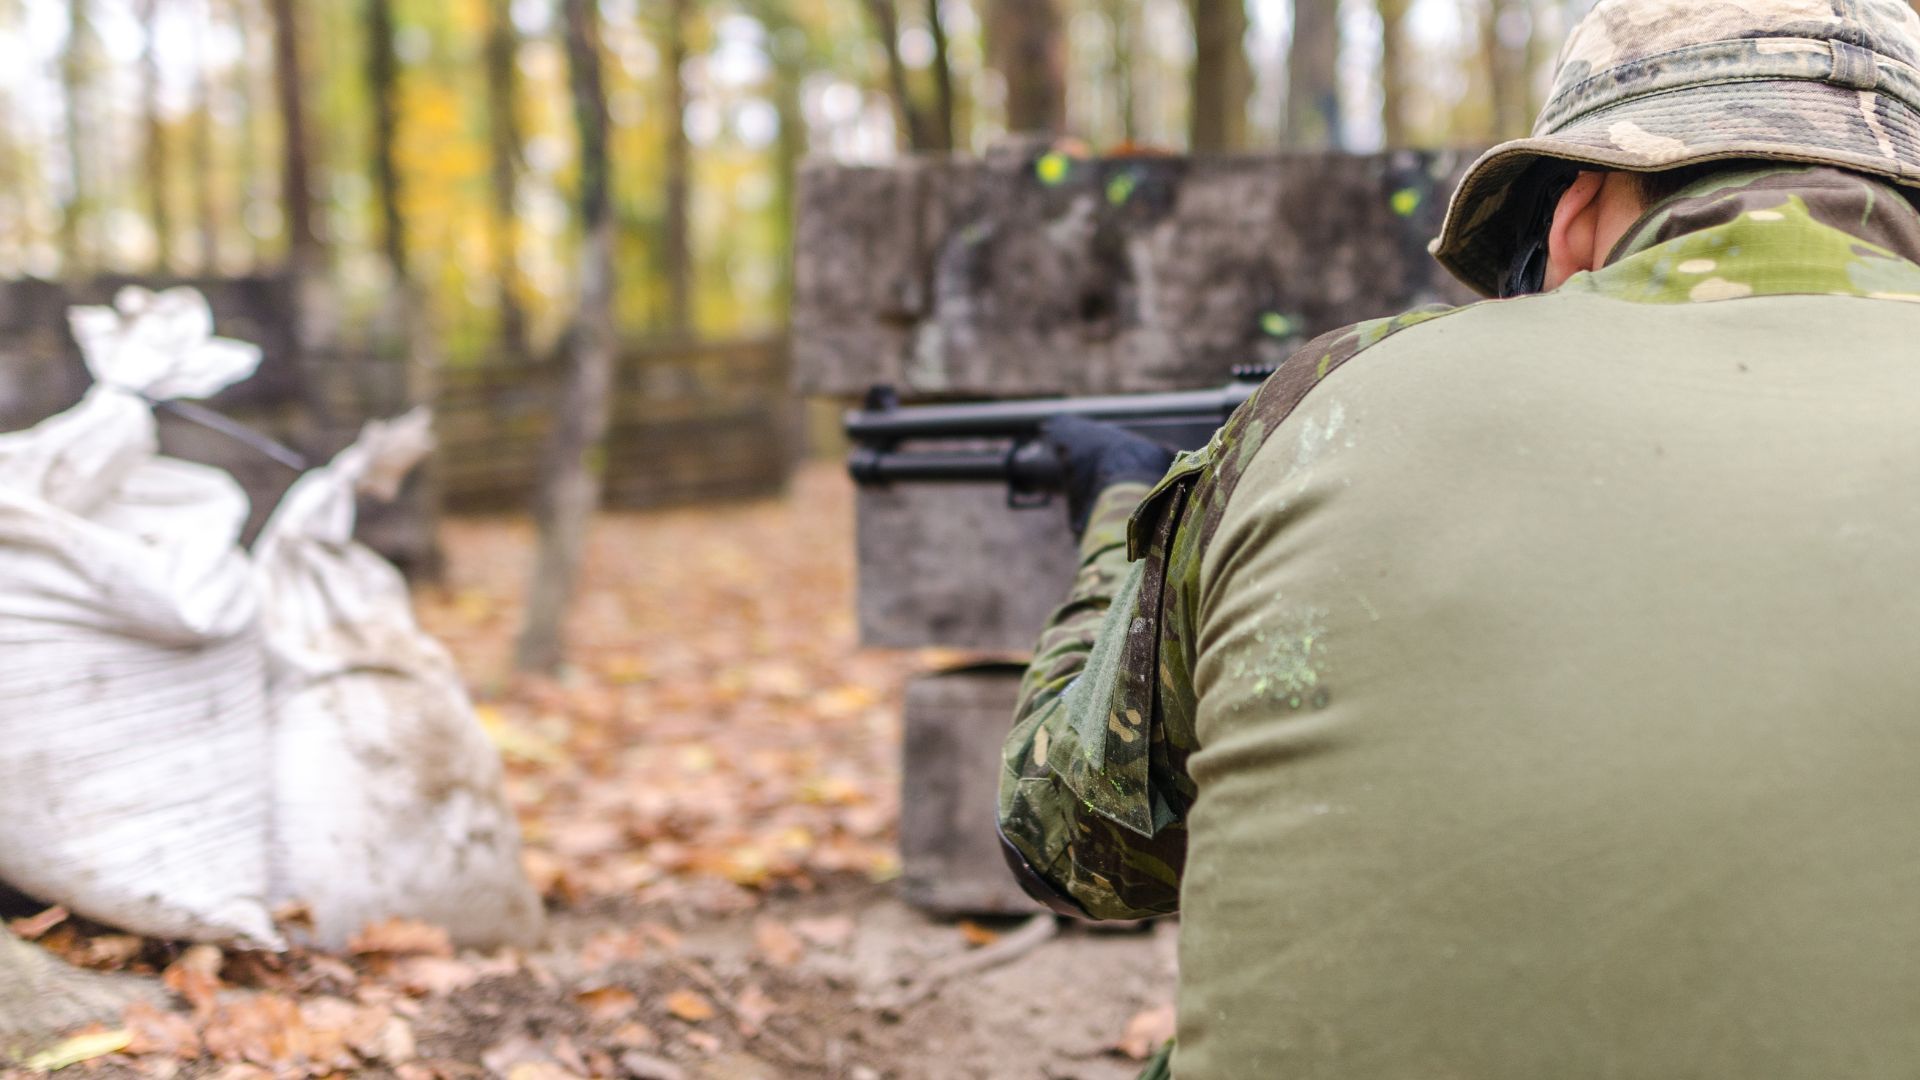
[1545,171,1607,291]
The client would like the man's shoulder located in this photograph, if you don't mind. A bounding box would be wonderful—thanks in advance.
[1124,302,1485,562]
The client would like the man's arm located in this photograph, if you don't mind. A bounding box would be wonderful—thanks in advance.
[997,418,1192,920]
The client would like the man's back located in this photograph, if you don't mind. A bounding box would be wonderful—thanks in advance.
[1182,285,1920,1077]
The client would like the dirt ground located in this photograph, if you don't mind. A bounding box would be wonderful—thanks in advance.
[2,465,1174,1079]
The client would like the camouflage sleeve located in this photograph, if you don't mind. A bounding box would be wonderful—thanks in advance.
[998,481,1188,920]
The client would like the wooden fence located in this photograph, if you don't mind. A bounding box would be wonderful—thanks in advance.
[435,337,798,513]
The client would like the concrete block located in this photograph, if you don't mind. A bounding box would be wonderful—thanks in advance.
[899,664,1044,917]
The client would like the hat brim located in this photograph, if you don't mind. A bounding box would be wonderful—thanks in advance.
[1433,77,1920,296]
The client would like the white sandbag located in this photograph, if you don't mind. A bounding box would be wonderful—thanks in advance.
[0,287,279,946]
[258,410,544,950]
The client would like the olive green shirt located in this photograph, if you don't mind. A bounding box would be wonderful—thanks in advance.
[1002,166,1920,1077]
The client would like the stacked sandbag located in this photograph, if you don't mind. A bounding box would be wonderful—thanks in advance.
[256,410,544,950]
[0,287,279,947]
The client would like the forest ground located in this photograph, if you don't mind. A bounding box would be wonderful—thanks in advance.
[2,464,1173,1080]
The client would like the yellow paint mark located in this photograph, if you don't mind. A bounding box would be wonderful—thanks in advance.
[1032,724,1050,766]
[1749,209,1786,222]
[1689,277,1754,302]
[1676,258,1717,274]
[1316,353,1333,380]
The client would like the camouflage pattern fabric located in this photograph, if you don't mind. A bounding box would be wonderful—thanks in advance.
[998,164,1920,921]
[1433,0,1920,296]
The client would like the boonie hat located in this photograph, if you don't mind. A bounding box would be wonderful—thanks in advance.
[1433,0,1920,296]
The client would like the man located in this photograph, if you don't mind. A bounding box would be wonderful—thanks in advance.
[999,1,1920,1076]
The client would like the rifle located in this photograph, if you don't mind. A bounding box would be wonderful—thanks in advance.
[845,366,1272,503]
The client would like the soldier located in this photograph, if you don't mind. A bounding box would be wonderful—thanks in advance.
[999,1,1920,1076]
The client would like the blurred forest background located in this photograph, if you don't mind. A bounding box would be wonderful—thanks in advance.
[3,0,1598,363]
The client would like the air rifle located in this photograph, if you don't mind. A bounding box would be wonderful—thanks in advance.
[845,366,1272,503]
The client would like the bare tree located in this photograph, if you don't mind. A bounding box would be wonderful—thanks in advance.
[925,0,955,150]
[516,0,618,674]
[267,0,320,277]
[194,0,223,273]
[1189,0,1251,151]
[139,0,172,272]
[1378,0,1414,147]
[60,0,100,273]
[484,0,530,361]
[1482,0,1532,138]
[986,0,1065,133]
[1285,0,1342,148]
[1100,0,1139,144]
[662,0,694,337]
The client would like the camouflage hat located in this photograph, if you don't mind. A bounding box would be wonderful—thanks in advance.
[1433,0,1920,296]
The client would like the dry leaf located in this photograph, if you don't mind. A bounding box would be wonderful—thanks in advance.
[200,993,312,1066]
[578,929,647,972]
[682,1030,721,1054]
[389,955,482,996]
[732,985,777,1036]
[617,1050,687,1080]
[163,945,225,1015]
[957,921,1000,948]
[349,918,454,958]
[792,916,855,949]
[8,904,68,941]
[575,985,640,1023]
[663,989,716,1023]
[609,1021,660,1051]
[751,918,805,967]
[77,934,144,969]
[22,1026,132,1071]
[1116,1003,1177,1061]
[124,1001,203,1059]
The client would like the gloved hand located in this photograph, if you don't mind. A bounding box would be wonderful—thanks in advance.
[1037,415,1176,540]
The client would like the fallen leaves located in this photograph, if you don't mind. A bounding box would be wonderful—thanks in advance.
[662,989,716,1023]
[8,904,68,941]
[349,919,454,958]
[10,467,933,1079]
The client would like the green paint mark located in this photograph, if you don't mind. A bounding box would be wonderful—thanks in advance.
[1390,187,1422,217]
[1315,353,1332,380]
[1260,311,1296,338]
[1106,171,1138,206]
[1036,151,1073,186]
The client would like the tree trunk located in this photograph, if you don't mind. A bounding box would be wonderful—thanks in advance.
[139,0,172,273]
[0,927,157,1057]
[925,0,955,151]
[484,0,530,361]
[366,0,444,569]
[1188,0,1250,152]
[1284,0,1342,148]
[516,0,618,675]
[60,0,97,274]
[267,0,319,278]
[194,0,222,273]
[662,0,694,337]
[986,0,1065,134]
[1482,0,1532,139]
[863,0,928,150]
[1377,0,1414,147]
[1101,0,1139,145]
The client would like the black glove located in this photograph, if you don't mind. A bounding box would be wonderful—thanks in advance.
[1038,415,1176,540]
